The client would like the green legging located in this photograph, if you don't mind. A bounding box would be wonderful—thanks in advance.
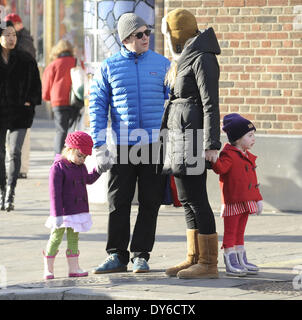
[46,227,79,256]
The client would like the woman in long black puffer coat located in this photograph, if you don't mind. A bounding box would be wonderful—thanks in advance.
[0,20,41,211]
[160,9,221,279]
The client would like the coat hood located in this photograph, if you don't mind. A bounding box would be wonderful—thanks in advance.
[53,153,86,169]
[17,28,36,59]
[177,27,221,69]
[54,154,62,162]
[222,143,257,163]
[18,28,32,41]
[53,154,72,167]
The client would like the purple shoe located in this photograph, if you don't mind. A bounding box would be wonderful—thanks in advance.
[237,250,259,275]
[224,252,247,277]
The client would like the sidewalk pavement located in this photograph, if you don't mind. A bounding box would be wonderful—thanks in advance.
[1,118,302,301]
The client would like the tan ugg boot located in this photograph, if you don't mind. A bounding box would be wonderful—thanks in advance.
[177,233,219,279]
[165,229,199,277]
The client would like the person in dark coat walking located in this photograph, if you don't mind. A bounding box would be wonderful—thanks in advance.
[5,13,37,180]
[160,9,221,279]
[4,13,36,58]
[0,20,41,211]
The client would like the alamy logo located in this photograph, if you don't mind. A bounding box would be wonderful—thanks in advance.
[96,124,206,175]
[0,6,6,29]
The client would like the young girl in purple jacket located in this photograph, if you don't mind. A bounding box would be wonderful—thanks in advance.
[43,131,102,280]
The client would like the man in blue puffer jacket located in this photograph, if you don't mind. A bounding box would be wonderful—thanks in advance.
[90,13,170,274]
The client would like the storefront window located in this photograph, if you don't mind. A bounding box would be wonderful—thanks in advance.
[57,0,84,60]
[1,0,30,30]
[0,0,44,65]
[1,0,84,66]
[84,0,155,75]
[35,0,43,64]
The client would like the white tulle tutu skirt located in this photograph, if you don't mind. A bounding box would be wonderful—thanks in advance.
[45,212,92,232]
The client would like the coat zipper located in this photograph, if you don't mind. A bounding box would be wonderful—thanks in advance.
[135,56,143,132]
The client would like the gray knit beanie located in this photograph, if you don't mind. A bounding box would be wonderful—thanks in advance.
[117,13,147,42]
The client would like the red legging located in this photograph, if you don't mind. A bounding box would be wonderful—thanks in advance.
[222,213,249,249]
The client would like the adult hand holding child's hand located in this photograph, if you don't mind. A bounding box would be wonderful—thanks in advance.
[95,145,115,174]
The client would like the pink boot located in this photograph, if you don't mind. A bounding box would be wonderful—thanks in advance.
[43,250,58,280]
[66,249,88,277]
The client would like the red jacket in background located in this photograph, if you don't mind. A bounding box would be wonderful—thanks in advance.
[42,55,76,107]
[211,143,263,204]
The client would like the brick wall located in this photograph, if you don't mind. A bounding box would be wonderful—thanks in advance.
[159,0,302,135]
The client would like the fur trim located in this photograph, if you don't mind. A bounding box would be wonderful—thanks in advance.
[161,16,168,35]
[161,16,181,61]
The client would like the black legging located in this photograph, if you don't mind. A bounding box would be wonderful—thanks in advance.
[0,128,27,188]
[174,170,216,234]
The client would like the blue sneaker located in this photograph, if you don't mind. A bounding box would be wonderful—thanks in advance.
[92,254,127,274]
[133,257,150,273]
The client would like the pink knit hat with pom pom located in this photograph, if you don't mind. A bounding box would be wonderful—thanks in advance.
[65,131,93,155]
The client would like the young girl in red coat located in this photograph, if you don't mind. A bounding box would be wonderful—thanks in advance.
[211,113,263,277]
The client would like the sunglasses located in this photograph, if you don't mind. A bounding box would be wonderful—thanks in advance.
[132,29,151,39]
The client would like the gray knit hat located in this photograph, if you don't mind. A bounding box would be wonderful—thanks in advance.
[117,13,147,42]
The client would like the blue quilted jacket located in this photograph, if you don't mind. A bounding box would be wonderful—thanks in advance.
[89,46,170,147]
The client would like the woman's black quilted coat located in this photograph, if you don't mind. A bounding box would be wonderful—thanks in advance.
[161,28,222,176]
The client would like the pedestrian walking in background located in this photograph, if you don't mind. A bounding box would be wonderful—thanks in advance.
[42,39,79,155]
[211,113,263,277]
[0,20,41,212]
[5,13,37,180]
[89,13,170,274]
[160,8,221,279]
[4,13,36,58]
[43,131,106,280]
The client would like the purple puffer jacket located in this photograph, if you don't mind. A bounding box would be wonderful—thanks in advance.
[49,155,100,217]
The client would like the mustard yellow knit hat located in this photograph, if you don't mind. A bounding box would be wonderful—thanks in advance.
[162,8,198,55]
